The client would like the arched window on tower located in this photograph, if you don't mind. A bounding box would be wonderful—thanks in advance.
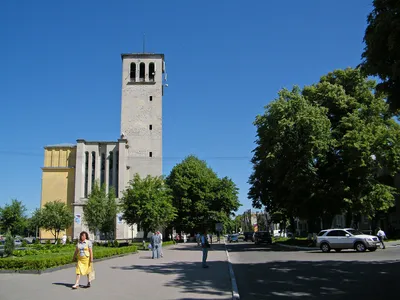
[139,62,145,82]
[149,62,155,82]
[130,63,136,81]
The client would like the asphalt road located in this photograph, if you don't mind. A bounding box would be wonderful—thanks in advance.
[226,242,400,300]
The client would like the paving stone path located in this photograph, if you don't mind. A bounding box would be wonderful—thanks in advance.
[0,242,232,300]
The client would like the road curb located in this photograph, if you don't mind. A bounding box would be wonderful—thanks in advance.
[276,243,319,251]
[224,240,240,300]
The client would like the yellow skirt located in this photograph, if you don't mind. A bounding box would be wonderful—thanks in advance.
[76,255,92,275]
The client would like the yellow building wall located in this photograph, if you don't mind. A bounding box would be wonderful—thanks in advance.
[40,147,76,240]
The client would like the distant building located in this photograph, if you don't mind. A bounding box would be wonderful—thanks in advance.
[39,53,166,240]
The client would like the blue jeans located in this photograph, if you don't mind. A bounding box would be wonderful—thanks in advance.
[202,248,208,266]
[152,244,160,259]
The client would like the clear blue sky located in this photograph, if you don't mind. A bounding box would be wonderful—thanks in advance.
[0,0,373,215]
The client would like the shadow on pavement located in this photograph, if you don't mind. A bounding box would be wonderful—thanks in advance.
[226,243,304,253]
[169,244,226,252]
[232,259,400,300]
[52,282,75,289]
[111,260,231,298]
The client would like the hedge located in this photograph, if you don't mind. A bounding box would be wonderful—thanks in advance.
[0,245,138,270]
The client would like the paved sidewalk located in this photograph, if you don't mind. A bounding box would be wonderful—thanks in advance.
[0,243,232,300]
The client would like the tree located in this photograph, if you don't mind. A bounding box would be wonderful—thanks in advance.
[361,0,400,114]
[166,155,241,233]
[248,86,332,223]
[26,209,41,237]
[249,68,400,228]
[303,68,400,220]
[0,199,27,236]
[241,210,254,232]
[121,174,176,240]
[83,181,118,239]
[4,230,14,257]
[38,200,74,240]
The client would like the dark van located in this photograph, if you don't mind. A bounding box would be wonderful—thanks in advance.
[254,231,272,245]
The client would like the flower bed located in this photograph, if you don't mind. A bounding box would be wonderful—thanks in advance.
[0,244,138,270]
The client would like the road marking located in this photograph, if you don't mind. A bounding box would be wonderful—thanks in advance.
[224,239,240,300]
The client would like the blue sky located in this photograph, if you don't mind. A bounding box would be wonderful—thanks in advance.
[0,0,373,215]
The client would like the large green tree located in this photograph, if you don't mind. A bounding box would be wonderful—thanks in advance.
[249,68,400,229]
[166,155,240,233]
[303,68,400,221]
[248,86,332,225]
[0,199,27,236]
[361,0,400,114]
[83,182,118,240]
[121,174,176,239]
[37,200,74,240]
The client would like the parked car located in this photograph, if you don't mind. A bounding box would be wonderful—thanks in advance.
[254,231,272,244]
[228,234,240,243]
[243,232,255,242]
[316,228,381,253]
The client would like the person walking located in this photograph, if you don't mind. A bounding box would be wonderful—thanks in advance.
[61,234,67,245]
[150,232,161,259]
[157,231,164,258]
[72,231,93,289]
[377,227,386,249]
[201,230,211,268]
[196,233,201,246]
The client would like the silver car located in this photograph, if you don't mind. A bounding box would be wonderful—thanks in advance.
[316,228,381,253]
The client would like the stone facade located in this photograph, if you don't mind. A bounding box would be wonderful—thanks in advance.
[40,53,166,240]
[120,53,164,179]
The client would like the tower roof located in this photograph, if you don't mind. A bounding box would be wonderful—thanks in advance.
[121,53,164,60]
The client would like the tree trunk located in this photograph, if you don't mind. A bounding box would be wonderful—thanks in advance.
[345,211,352,228]
[143,230,149,242]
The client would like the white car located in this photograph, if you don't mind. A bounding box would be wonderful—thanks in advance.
[316,228,381,253]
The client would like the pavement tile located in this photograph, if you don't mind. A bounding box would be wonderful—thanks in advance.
[0,243,232,300]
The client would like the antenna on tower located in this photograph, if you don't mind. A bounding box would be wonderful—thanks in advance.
[143,33,146,53]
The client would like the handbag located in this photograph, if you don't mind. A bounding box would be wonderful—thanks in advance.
[88,263,96,281]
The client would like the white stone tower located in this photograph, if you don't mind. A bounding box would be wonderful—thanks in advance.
[120,53,165,180]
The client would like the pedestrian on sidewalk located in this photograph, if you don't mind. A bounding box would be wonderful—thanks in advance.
[201,229,211,268]
[196,232,201,246]
[150,232,161,259]
[72,231,93,289]
[157,231,163,257]
[377,227,386,249]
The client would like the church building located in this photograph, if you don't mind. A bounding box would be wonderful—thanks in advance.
[39,53,166,240]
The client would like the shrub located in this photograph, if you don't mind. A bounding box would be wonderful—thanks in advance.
[4,231,15,257]
[66,237,71,244]
[45,240,51,245]
[21,240,28,247]
[113,240,119,248]
[0,245,138,270]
